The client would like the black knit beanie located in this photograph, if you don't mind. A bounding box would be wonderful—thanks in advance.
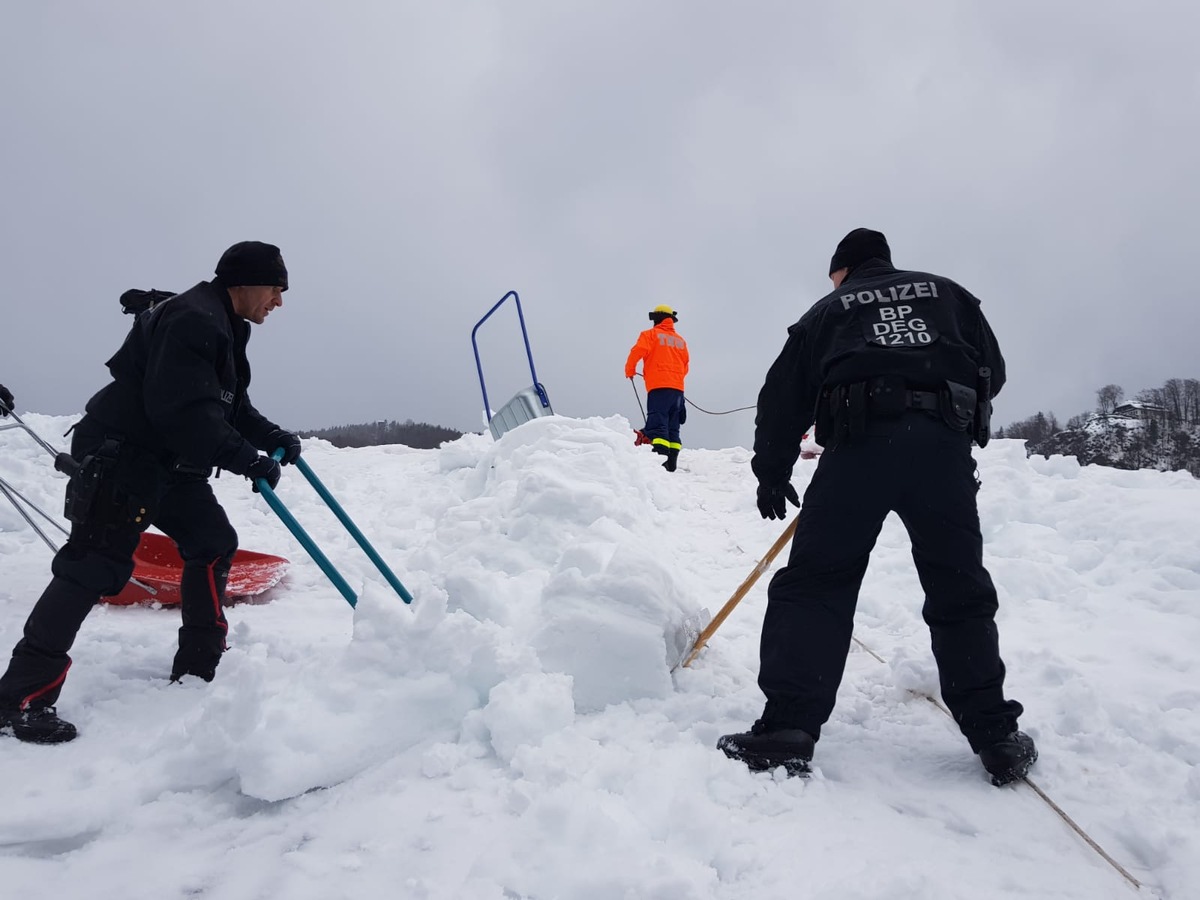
[215,241,289,290]
[829,228,891,275]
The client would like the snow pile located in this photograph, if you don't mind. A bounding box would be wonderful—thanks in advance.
[1,412,1198,899]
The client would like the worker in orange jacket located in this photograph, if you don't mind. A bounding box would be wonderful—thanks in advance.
[625,305,689,472]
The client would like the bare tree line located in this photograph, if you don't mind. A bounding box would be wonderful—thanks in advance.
[998,378,1200,439]
[1135,378,1200,427]
[997,377,1200,477]
[300,419,464,450]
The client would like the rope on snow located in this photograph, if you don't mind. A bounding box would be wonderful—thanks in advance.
[850,635,1144,893]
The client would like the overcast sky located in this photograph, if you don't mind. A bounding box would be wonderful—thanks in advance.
[3,1,1197,450]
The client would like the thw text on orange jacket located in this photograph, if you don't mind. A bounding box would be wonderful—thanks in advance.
[625,320,689,391]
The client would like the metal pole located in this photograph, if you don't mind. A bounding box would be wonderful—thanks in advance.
[0,476,64,552]
[0,475,159,596]
[629,376,647,425]
[3,407,65,460]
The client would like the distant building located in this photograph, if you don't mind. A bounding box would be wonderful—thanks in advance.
[1112,401,1166,421]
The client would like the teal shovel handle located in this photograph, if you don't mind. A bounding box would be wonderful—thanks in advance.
[256,449,358,607]
[295,456,413,604]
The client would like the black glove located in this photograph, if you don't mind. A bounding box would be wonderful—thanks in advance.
[756,481,800,520]
[246,455,282,492]
[265,428,302,465]
[0,384,12,415]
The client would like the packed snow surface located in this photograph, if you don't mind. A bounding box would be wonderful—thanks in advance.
[1,413,1198,899]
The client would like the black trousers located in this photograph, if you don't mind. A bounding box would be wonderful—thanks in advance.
[758,412,1023,752]
[0,418,238,710]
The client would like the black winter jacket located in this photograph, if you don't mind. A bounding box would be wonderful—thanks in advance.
[752,259,1006,485]
[84,279,279,474]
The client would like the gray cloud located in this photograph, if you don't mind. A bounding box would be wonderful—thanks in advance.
[3,1,1197,450]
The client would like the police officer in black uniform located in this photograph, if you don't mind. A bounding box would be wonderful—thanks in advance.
[718,228,1036,786]
[0,242,302,744]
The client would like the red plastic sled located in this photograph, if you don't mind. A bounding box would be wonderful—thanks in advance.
[104,532,289,606]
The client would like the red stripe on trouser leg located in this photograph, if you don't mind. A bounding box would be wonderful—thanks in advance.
[20,659,72,711]
[207,560,229,651]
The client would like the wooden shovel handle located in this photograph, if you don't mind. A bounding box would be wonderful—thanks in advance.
[681,517,799,668]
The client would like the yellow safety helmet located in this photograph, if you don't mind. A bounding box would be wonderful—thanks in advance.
[648,304,678,321]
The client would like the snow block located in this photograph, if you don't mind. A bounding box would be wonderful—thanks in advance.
[533,544,700,712]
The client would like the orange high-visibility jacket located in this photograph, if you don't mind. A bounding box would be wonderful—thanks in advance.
[625,319,689,391]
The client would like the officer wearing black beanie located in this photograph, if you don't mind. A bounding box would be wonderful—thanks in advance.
[0,242,303,744]
[828,227,891,275]
[215,241,289,291]
[719,228,1037,788]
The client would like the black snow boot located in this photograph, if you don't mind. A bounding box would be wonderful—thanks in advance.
[663,449,679,472]
[170,558,229,684]
[0,705,78,744]
[717,720,815,776]
[979,731,1037,786]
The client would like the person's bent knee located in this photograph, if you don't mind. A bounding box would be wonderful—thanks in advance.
[50,545,135,597]
[179,528,238,566]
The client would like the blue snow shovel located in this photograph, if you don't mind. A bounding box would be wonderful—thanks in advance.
[471,290,554,440]
[254,449,413,608]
